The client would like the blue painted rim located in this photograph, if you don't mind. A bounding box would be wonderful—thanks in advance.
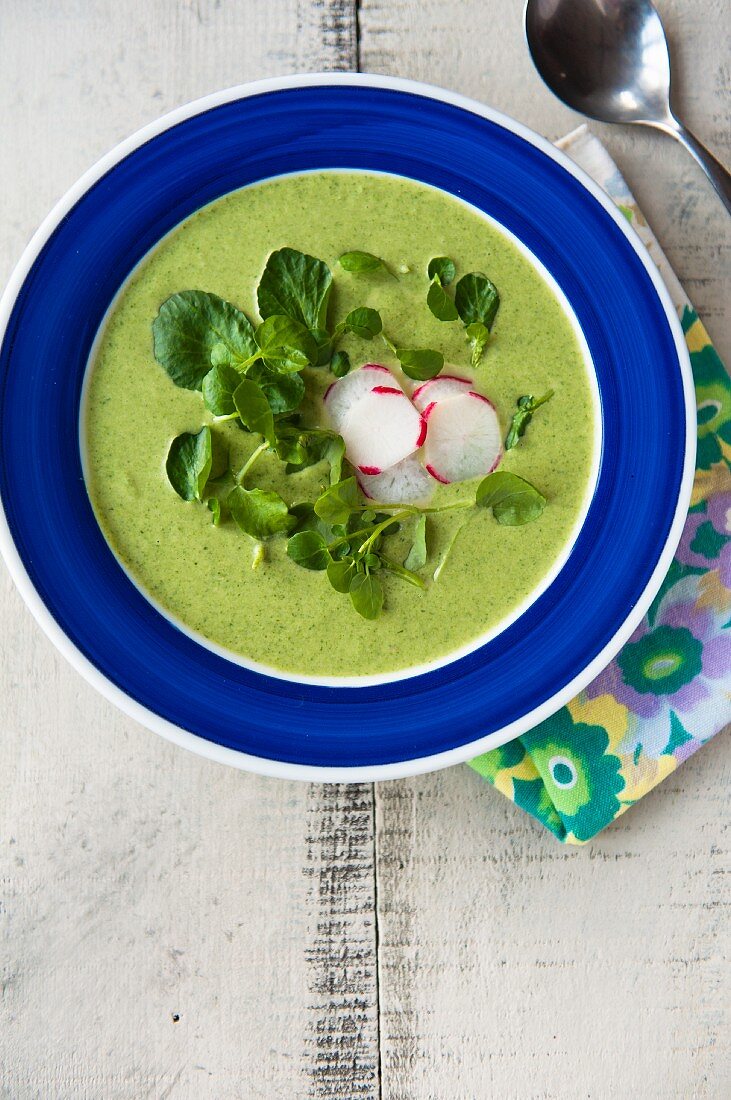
[0,78,692,774]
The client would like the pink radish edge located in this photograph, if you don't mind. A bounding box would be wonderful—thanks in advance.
[415,417,427,448]
[412,374,472,402]
[425,463,450,485]
[467,391,497,409]
[358,464,382,475]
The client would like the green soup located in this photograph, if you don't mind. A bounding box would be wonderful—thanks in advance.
[83,171,597,679]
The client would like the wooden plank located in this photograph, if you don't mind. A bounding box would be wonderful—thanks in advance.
[361,0,730,1096]
[0,3,376,1099]
[303,785,380,1098]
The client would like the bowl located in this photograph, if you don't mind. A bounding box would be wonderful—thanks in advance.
[0,74,695,780]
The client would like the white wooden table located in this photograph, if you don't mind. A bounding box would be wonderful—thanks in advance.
[1,3,729,1096]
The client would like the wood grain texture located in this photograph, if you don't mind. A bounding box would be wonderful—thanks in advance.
[303,785,379,1098]
[1,1,729,1098]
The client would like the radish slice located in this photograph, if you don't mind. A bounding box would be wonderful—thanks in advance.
[412,374,473,411]
[323,363,397,432]
[423,392,502,483]
[341,387,426,474]
[358,455,435,505]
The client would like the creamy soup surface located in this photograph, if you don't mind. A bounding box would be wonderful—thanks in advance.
[84,171,596,677]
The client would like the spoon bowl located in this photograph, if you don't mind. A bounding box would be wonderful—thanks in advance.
[524,0,731,212]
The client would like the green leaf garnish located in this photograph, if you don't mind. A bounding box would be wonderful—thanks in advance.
[207,496,223,526]
[227,485,295,540]
[455,273,500,368]
[202,362,242,416]
[395,347,444,381]
[166,426,213,501]
[233,378,275,446]
[254,315,318,372]
[349,572,384,619]
[339,251,394,278]
[455,273,500,329]
[327,559,357,593]
[476,471,546,526]
[152,291,257,390]
[286,530,331,571]
[257,247,333,331]
[311,328,333,366]
[404,514,427,571]
[380,555,426,589]
[247,362,305,415]
[427,279,459,322]
[465,322,489,369]
[283,429,345,483]
[337,307,383,340]
[504,391,554,450]
[314,477,361,524]
[330,350,351,377]
[427,257,456,285]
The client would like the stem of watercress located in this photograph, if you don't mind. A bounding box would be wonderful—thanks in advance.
[236,441,269,484]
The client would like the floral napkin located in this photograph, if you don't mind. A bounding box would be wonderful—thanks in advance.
[469,126,730,843]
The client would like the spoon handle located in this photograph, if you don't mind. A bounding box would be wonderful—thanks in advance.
[657,117,731,216]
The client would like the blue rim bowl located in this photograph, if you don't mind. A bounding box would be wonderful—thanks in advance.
[0,75,695,780]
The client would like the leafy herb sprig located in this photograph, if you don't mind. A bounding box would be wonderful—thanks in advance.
[153,245,544,618]
[425,257,501,367]
[505,391,554,450]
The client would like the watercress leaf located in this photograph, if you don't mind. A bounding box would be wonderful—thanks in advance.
[404,514,427,571]
[327,559,357,593]
[233,378,275,445]
[396,347,444,381]
[311,328,333,366]
[504,390,554,450]
[285,430,345,484]
[323,434,345,485]
[380,555,426,589]
[330,350,351,378]
[286,530,331,571]
[210,342,234,368]
[166,426,212,501]
[314,477,361,524]
[274,425,307,465]
[349,572,384,619]
[247,361,305,414]
[427,257,456,285]
[427,279,459,322]
[153,290,257,390]
[207,497,222,526]
[341,307,383,339]
[289,502,332,538]
[455,272,500,330]
[202,362,243,416]
[465,321,490,369]
[227,485,295,539]
[209,429,229,481]
[257,247,333,331]
[364,553,381,570]
[255,315,318,372]
[476,470,546,526]
[339,251,392,277]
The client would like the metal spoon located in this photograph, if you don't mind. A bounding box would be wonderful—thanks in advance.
[524,0,731,214]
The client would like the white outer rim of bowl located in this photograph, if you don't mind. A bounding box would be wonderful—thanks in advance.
[0,72,696,783]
